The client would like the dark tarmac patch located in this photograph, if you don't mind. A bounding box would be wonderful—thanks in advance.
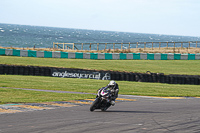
[0,98,137,114]
[2,87,199,115]
[0,101,85,114]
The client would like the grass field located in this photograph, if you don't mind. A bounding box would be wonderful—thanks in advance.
[0,56,200,75]
[0,56,200,104]
[0,87,94,104]
[1,75,200,104]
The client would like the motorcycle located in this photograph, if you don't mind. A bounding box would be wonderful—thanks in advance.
[90,87,112,112]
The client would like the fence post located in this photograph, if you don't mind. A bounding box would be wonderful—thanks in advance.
[174,42,175,49]
[90,43,91,51]
[144,42,146,50]
[53,42,55,49]
[188,42,190,48]
[121,43,123,50]
[152,42,153,50]
[196,41,198,48]
[181,42,183,49]
[105,43,107,50]
[129,42,130,49]
[73,43,75,50]
[167,42,168,49]
[136,42,138,48]
[63,43,65,50]
[159,42,161,50]
[97,43,99,51]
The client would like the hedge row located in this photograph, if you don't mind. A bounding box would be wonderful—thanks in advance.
[0,64,199,85]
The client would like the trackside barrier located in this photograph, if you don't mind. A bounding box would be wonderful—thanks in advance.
[0,65,51,76]
[53,41,200,51]
[0,64,199,85]
[0,49,200,60]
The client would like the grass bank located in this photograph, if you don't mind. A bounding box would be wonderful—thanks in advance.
[1,56,200,75]
[0,87,94,104]
[1,75,200,104]
[1,56,200,104]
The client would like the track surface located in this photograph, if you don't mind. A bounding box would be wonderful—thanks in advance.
[1,96,200,133]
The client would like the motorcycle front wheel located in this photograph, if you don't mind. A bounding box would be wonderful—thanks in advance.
[90,98,100,112]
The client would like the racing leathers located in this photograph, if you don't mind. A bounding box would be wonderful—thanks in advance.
[107,83,119,106]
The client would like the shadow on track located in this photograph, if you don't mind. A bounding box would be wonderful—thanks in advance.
[97,110,170,114]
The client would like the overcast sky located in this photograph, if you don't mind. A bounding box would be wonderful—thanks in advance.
[1,0,200,37]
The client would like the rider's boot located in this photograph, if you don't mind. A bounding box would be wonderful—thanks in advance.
[110,100,115,106]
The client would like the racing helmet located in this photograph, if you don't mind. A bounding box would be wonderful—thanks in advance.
[108,80,116,88]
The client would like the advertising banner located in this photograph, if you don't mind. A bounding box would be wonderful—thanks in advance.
[51,68,111,80]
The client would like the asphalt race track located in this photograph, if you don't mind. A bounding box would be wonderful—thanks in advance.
[1,96,200,133]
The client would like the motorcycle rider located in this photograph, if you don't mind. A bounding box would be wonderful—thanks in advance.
[106,80,119,106]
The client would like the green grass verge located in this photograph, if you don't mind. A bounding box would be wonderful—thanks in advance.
[1,75,200,104]
[1,56,200,104]
[1,56,200,75]
[0,88,94,104]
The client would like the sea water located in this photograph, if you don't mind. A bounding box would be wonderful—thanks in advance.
[0,23,200,50]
